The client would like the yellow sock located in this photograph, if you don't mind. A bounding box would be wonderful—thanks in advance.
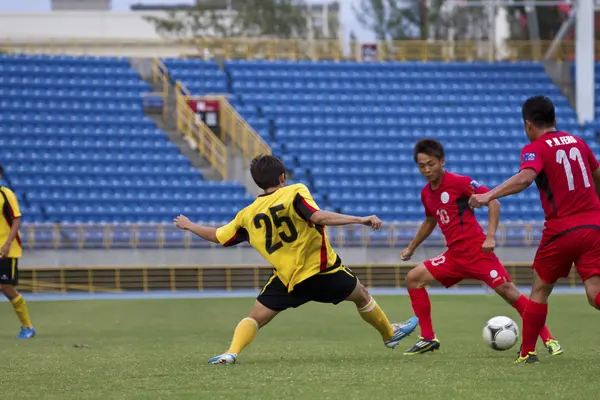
[358,297,394,341]
[226,317,259,355]
[11,295,33,328]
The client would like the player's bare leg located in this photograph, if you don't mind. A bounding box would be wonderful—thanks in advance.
[208,300,278,365]
[0,284,35,340]
[582,275,600,310]
[515,273,554,364]
[403,264,440,355]
[345,279,418,348]
[493,282,562,356]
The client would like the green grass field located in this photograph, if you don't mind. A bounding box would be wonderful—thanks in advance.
[1,294,598,400]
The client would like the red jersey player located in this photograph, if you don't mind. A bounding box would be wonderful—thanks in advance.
[470,96,600,364]
[401,139,562,356]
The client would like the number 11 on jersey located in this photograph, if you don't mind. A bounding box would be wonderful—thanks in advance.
[556,147,591,191]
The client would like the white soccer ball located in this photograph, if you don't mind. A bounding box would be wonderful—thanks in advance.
[482,316,519,351]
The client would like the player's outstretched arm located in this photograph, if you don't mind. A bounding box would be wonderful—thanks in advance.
[173,215,219,243]
[400,216,436,261]
[469,169,537,208]
[309,210,382,230]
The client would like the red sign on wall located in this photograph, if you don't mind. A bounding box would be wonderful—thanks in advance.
[187,99,220,128]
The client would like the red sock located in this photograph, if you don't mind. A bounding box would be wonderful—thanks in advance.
[595,292,600,309]
[408,288,434,341]
[512,295,554,343]
[520,300,548,357]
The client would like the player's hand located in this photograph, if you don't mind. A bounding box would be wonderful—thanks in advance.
[0,241,10,258]
[360,215,383,230]
[400,247,414,261]
[469,193,491,209]
[482,236,496,253]
[173,215,192,230]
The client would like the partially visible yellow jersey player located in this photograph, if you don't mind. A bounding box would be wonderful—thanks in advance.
[0,164,35,340]
[174,155,418,365]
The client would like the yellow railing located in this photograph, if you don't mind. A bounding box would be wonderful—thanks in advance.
[189,95,271,164]
[182,38,344,61]
[217,97,272,164]
[21,222,542,250]
[166,38,579,63]
[151,58,170,120]
[376,40,577,62]
[170,83,270,173]
[17,263,581,294]
[174,81,228,179]
[1,38,586,62]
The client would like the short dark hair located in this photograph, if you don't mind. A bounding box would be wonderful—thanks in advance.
[413,139,445,163]
[250,155,286,190]
[522,96,556,128]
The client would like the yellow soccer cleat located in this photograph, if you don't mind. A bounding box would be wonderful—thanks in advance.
[545,339,563,356]
[514,352,539,364]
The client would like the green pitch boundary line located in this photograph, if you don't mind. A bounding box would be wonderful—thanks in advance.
[1,286,585,302]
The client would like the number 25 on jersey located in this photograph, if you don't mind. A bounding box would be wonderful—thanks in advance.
[253,204,298,254]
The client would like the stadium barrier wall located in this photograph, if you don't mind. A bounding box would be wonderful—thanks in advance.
[20,247,539,269]
[16,264,581,294]
[0,38,584,62]
[20,222,544,250]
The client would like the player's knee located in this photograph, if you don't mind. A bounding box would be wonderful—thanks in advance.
[527,274,553,303]
[248,302,278,328]
[349,282,371,308]
[586,291,600,310]
[583,276,600,310]
[494,282,520,303]
[247,312,272,328]
[359,283,371,302]
[0,285,15,298]
[406,265,428,289]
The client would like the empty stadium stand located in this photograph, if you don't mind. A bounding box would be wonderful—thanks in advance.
[0,54,253,225]
[166,59,598,228]
[3,53,598,248]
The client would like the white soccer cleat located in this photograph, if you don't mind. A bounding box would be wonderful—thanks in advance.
[385,316,419,349]
[208,353,237,365]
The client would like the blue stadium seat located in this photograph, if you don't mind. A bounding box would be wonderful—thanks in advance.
[0,54,252,223]
[172,59,587,222]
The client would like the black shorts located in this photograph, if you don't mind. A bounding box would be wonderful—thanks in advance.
[0,258,19,285]
[257,267,358,312]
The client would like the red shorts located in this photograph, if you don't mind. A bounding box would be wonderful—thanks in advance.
[424,246,511,289]
[533,226,600,284]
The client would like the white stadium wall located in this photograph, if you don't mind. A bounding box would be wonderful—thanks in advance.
[19,247,538,268]
[0,12,160,40]
[0,11,196,57]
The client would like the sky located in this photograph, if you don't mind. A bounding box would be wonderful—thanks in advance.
[0,0,376,41]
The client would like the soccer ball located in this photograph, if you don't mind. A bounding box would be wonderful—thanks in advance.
[482,316,519,351]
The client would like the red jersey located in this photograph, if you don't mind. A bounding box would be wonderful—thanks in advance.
[421,171,489,249]
[520,131,600,236]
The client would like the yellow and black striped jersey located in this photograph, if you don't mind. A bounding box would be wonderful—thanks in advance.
[216,184,341,292]
[0,186,22,258]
